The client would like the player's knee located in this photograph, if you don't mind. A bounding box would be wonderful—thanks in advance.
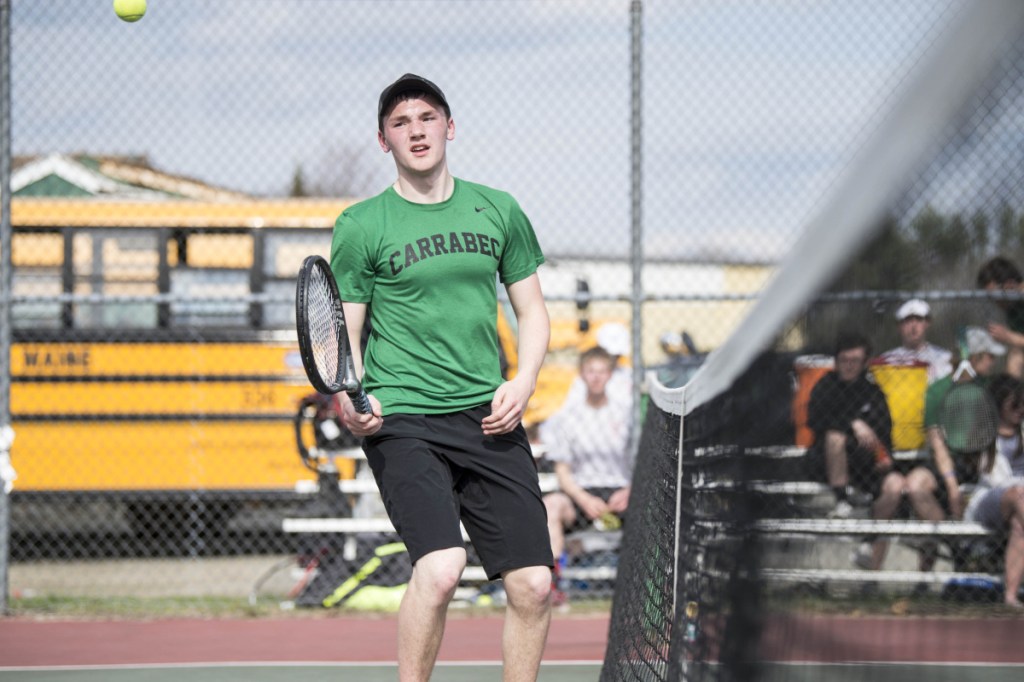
[418,569,462,603]
[414,549,466,601]
[504,566,552,609]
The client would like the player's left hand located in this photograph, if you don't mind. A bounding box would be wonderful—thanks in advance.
[340,392,383,437]
[482,377,533,435]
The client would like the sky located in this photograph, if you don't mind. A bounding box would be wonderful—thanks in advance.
[11,0,963,261]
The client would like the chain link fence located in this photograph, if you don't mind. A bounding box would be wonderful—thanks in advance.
[4,0,1017,616]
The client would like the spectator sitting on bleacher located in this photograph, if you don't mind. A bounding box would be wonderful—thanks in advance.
[964,373,1024,607]
[879,298,952,384]
[923,327,1006,520]
[978,256,1024,379]
[562,322,633,410]
[853,301,954,572]
[540,345,632,604]
[807,332,894,519]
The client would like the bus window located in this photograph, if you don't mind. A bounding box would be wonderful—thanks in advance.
[182,233,253,269]
[72,230,161,329]
[262,231,331,327]
[170,269,251,327]
[12,231,63,328]
[261,279,297,328]
[264,232,329,278]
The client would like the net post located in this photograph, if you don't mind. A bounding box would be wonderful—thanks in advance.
[669,384,686,682]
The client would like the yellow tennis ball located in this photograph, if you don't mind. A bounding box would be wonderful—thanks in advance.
[113,0,147,23]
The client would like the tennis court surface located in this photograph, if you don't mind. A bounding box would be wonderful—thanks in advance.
[2,612,1022,681]
[0,614,606,680]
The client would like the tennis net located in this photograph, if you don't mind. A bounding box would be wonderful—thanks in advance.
[602,1,1024,679]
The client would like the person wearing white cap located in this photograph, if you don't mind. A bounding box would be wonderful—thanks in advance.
[921,328,1006,523]
[927,328,1005,491]
[879,299,952,384]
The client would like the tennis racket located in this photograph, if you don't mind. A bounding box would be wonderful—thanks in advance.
[939,381,998,457]
[295,255,372,413]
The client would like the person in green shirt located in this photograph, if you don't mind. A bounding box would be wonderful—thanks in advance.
[331,74,552,682]
[922,327,1006,520]
[978,256,1024,379]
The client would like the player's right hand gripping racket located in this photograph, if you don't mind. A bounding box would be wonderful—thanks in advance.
[295,255,372,413]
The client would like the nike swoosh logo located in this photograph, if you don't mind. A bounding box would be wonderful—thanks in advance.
[475,206,488,213]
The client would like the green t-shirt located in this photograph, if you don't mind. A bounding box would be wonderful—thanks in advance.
[923,372,990,428]
[329,178,545,415]
[924,374,955,429]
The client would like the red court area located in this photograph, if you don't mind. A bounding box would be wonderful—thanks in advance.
[0,613,610,667]
[759,614,1024,664]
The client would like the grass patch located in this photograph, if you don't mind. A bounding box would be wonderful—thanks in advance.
[7,594,613,620]
[7,594,281,620]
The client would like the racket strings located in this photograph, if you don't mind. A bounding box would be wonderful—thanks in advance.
[309,266,343,389]
[940,383,999,456]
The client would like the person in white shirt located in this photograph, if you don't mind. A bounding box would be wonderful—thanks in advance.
[879,298,953,384]
[964,373,1024,607]
[540,346,632,602]
[562,322,633,409]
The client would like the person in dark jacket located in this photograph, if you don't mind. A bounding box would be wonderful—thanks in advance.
[808,332,894,518]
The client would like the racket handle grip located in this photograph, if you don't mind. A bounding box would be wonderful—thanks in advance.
[348,388,372,415]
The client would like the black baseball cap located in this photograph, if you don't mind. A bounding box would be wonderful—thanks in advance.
[377,74,450,131]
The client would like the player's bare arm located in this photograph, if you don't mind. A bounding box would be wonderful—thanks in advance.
[339,300,383,436]
[483,273,550,436]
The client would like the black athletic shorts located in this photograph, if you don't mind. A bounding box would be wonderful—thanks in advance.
[362,404,554,580]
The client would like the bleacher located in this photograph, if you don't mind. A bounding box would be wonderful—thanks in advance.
[282,441,1003,606]
[746,446,1003,598]
[281,446,623,602]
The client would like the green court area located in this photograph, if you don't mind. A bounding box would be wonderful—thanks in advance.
[6,661,1024,682]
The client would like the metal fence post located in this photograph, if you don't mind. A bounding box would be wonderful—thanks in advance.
[0,0,15,617]
[629,0,644,457]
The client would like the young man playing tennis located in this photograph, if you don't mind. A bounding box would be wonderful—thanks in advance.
[330,74,553,681]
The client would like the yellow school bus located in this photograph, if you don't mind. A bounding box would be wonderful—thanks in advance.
[10,198,357,535]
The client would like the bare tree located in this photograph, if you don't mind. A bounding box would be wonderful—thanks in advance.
[289,141,384,199]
